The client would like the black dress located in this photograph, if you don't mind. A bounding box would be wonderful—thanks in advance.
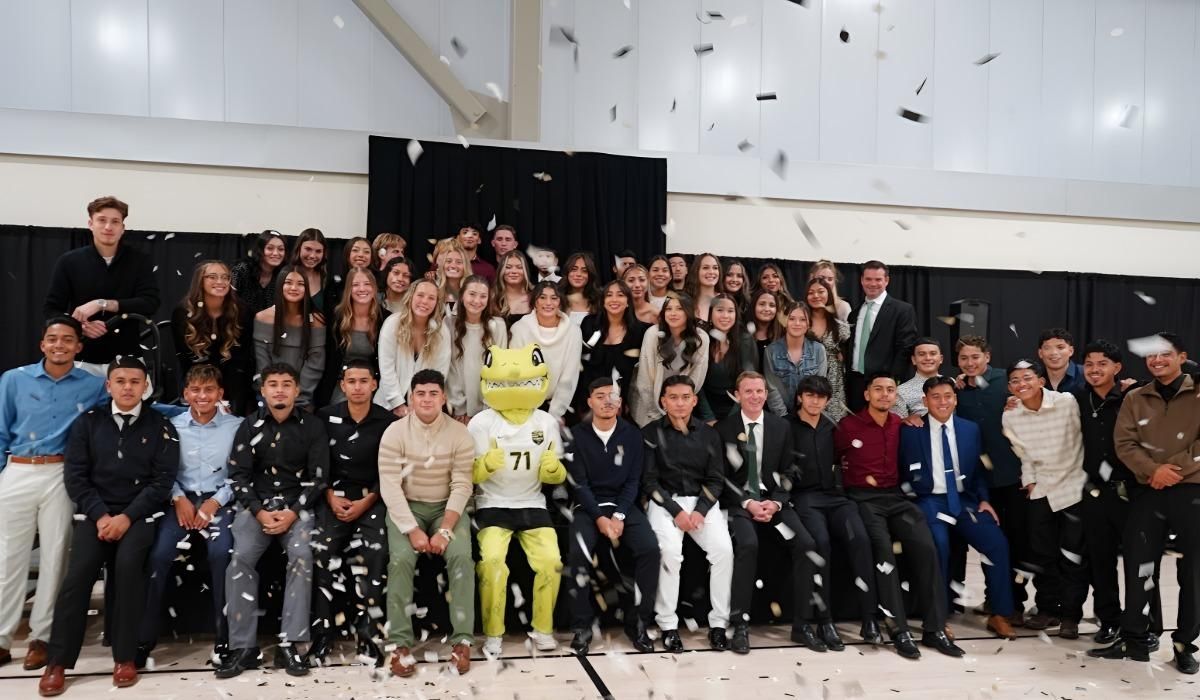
[571,314,650,419]
[230,259,276,317]
[170,303,254,414]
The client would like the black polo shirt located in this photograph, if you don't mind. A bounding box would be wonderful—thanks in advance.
[1074,384,1135,484]
[319,401,397,500]
[229,406,328,514]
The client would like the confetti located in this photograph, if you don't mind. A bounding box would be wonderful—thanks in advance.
[974,52,1000,66]
[533,171,553,182]
[1128,335,1173,357]
[613,45,633,58]
[794,212,822,249]
[485,82,504,101]
[1111,27,1125,37]
[737,139,754,152]
[1118,104,1139,128]
[1134,291,1156,305]
[916,77,927,95]
[851,439,863,449]
[332,15,344,29]
[770,150,789,178]
[609,104,617,122]
[839,27,850,43]
[897,107,928,123]
[694,43,714,56]
[755,92,777,101]
[451,36,467,58]
[406,140,423,166]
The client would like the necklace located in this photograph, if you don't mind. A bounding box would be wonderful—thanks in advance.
[1087,390,1110,419]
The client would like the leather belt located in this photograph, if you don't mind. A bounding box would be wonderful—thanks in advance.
[9,454,65,465]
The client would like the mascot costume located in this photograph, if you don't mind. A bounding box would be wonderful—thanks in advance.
[468,344,567,655]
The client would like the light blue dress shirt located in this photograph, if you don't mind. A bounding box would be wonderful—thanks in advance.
[170,409,243,505]
[0,362,107,462]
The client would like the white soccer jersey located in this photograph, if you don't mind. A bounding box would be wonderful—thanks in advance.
[468,409,563,510]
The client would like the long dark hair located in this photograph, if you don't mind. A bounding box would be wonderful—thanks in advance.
[181,260,243,362]
[291,228,329,281]
[594,279,637,344]
[721,259,752,310]
[453,275,499,360]
[558,252,601,313]
[754,262,793,303]
[246,229,286,271]
[656,293,702,370]
[749,288,783,342]
[342,236,372,273]
[707,293,745,372]
[683,252,723,300]
[272,264,319,359]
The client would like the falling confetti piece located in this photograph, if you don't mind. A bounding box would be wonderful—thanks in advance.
[406,140,423,166]
[755,92,777,101]
[975,52,1000,66]
[485,82,504,101]
[1111,27,1125,37]
[1134,291,1156,305]
[332,15,344,29]
[897,107,928,123]
[550,25,577,46]
[851,439,863,448]
[613,45,633,58]
[737,139,754,152]
[1128,334,1173,357]
[533,171,553,182]
[770,150,789,179]
[893,219,911,231]
[839,27,850,43]
[1118,104,1139,128]
[916,77,927,95]
[609,104,617,122]
[487,215,497,231]
[451,36,467,58]
[694,43,714,55]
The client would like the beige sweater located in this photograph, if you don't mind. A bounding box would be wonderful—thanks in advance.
[378,411,474,533]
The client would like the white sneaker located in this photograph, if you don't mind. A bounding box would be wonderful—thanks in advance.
[530,631,557,651]
[483,636,503,656]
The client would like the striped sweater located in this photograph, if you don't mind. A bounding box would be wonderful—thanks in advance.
[377,411,474,533]
[1001,388,1085,512]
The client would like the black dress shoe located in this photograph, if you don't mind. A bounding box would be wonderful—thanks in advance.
[790,624,828,653]
[1148,634,1162,652]
[662,629,684,653]
[133,644,151,670]
[570,629,592,655]
[304,634,332,666]
[860,619,883,644]
[274,645,310,677]
[921,630,965,658]
[214,647,261,678]
[1087,639,1150,662]
[356,636,384,667]
[625,620,654,653]
[731,627,750,655]
[892,631,921,660]
[1175,642,1200,675]
[708,627,729,651]
[818,623,845,652]
[213,643,231,667]
[1093,622,1120,645]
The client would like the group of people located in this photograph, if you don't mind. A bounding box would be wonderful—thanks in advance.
[0,195,1196,696]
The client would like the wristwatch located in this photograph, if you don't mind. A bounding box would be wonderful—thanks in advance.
[437,527,455,541]
[612,512,626,521]
[98,299,108,312]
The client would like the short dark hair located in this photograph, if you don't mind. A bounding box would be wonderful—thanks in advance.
[796,375,832,399]
[864,370,896,387]
[910,337,941,358]
[616,249,637,260]
[184,363,224,388]
[1083,339,1123,364]
[107,355,148,377]
[1155,332,1188,354]
[1038,328,1074,348]
[340,358,377,379]
[493,224,517,237]
[955,335,990,355]
[410,369,446,391]
[43,315,83,340]
[667,253,687,262]
[862,260,889,276]
[87,195,128,219]
[922,375,957,394]
[456,222,482,236]
[1006,359,1046,379]
[260,362,300,383]
[660,374,696,398]
[588,377,615,394]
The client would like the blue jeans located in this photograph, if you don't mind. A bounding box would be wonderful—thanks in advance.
[139,494,234,648]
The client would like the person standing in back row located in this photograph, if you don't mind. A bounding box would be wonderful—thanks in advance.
[845,261,918,413]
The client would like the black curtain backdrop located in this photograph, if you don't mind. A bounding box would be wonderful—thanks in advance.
[366,135,668,269]
[740,256,1200,382]
[3,227,1197,383]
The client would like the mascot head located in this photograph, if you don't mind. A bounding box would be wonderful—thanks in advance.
[480,344,550,424]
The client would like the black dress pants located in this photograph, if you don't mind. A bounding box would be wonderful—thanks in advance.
[566,506,660,630]
[1121,484,1200,645]
[793,490,878,623]
[728,506,815,629]
[1081,482,1162,631]
[1026,498,1089,622]
[848,488,944,633]
[312,500,389,639]
[987,483,1032,609]
[48,517,156,667]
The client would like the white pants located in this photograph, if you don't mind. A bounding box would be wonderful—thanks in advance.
[0,459,73,648]
[647,497,734,630]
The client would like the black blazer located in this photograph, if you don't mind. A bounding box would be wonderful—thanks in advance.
[716,410,794,513]
[848,294,918,380]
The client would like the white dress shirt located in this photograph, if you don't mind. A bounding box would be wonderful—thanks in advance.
[110,400,143,430]
[927,416,962,494]
[852,290,888,373]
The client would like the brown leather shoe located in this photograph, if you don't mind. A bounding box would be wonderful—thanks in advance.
[389,647,416,678]
[38,664,66,697]
[24,640,49,670]
[112,661,138,688]
[0,646,10,666]
[450,643,470,675]
[987,614,1018,640]
[1059,619,1079,640]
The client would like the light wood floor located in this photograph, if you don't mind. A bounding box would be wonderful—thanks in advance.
[0,553,1189,699]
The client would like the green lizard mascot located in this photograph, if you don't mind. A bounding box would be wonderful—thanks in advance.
[467,344,567,656]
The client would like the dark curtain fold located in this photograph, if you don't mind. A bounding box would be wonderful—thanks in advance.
[366,135,669,270]
[738,256,1200,382]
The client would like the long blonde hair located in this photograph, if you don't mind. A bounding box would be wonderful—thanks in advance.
[393,279,447,355]
[432,239,468,300]
[334,267,382,352]
[181,261,242,362]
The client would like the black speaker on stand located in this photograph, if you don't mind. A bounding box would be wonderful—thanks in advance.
[949,299,990,349]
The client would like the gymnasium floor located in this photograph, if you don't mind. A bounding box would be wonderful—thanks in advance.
[0,553,1189,699]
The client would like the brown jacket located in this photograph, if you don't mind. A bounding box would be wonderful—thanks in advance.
[1114,374,1200,485]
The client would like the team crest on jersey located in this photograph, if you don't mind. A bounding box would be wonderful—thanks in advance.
[530,429,545,445]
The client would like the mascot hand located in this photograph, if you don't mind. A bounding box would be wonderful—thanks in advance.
[474,438,508,483]
[539,442,567,485]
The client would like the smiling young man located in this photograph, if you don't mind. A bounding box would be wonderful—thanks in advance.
[456,223,495,283]
[1000,360,1088,639]
[1090,333,1200,674]
[0,318,106,673]
[38,357,179,696]
[1037,329,1086,394]
[43,197,160,366]
[893,338,944,423]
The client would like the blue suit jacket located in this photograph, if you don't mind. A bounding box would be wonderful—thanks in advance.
[899,415,990,509]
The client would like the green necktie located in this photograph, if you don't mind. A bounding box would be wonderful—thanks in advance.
[746,422,760,499]
[856,300,876,372]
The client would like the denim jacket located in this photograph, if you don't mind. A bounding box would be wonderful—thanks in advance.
[764,338,828,417]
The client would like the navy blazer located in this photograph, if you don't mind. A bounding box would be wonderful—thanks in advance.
[899,415,990,508]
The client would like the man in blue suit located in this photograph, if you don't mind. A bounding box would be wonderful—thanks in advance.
[900,376,1017,640]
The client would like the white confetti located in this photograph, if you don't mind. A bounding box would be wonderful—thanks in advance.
[1134,291,1156,305]
[936,512,957,525]
[851,439,863,449]
[485,82,504,100]
[332,15,344,29]
[406,139,423,166]
[774,522,795,540]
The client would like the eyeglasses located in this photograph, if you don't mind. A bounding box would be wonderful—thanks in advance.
[204,274,232,282]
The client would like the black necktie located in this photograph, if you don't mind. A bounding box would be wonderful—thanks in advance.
[118,413,133,434]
